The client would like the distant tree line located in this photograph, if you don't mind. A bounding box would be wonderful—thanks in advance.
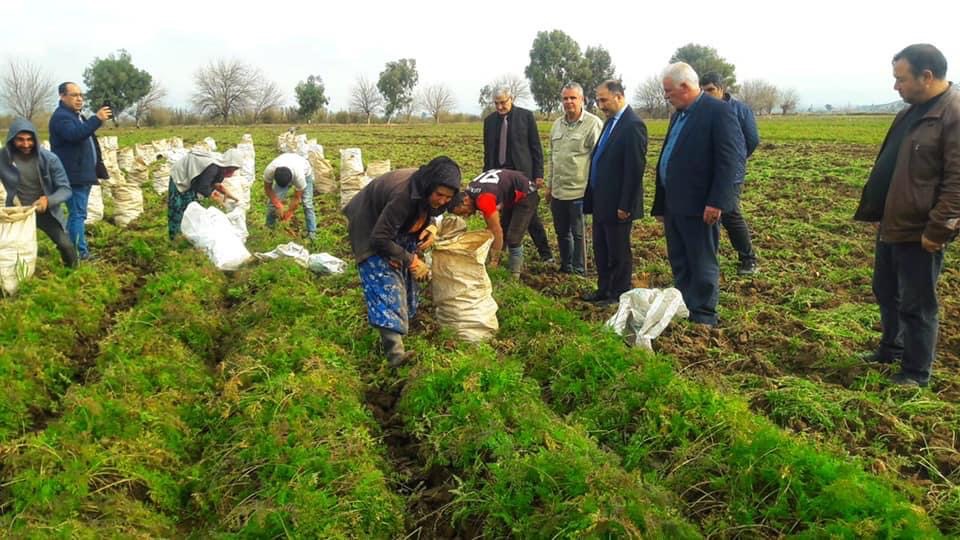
[1,38,807,127]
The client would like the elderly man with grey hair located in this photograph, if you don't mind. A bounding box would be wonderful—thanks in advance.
[547,82,603,275]
[652,62,746,326]
[482,86,553,262]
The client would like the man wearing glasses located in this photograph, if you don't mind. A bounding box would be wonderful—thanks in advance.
[49,82,111,261]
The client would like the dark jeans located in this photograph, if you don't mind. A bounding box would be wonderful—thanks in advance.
[501,191,540,248]
[721,184,755,263]
[526,196,552,259]
[665,214,721,325]
[592,219,633,299]
[873,238,945,383]
[550,197,586,273]
[37,212,78,268]
[66,184,91,257]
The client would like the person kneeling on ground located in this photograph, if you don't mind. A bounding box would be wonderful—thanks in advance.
[167,149,242,240]
[263,152,316,240]
[449,168,539,279]
[0,118,78,268]
[343,156,461,367]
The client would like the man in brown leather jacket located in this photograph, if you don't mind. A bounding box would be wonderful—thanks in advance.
[855,43,960,387]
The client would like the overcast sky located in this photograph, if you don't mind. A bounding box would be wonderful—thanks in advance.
[4,0,958,115]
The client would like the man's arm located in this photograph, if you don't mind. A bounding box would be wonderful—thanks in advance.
[528,109,545,180]
[44,153,73,208]
[482,116,496,171]
[707,104,746,213]
[370,196,416,267]
[738,101,760,157]
[484,210,504,266]
[49,110,102,143]
[924,113,960,245]
[617,119,648,218]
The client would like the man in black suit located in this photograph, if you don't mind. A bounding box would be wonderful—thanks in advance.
[582,80,648,305]
[653,63,746,325]
[483,88,553,261]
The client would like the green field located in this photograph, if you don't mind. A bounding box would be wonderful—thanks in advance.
[2,116,958,538]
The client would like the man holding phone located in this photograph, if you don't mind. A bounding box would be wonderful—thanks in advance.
[49,82,111,261]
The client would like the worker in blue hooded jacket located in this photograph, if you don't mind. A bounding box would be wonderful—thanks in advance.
[0,118,77,267]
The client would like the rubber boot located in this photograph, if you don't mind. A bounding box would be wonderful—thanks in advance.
[508,246,524,280]
[379,328,414,367]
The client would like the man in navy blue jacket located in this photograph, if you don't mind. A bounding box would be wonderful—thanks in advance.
[701,71,761,274]
[653,63,746,325]
[49,82,111,260]
[582,80,648,305]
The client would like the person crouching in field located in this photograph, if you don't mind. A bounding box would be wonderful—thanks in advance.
[449,168,539,279]
[0,118,77,267]
[263,152,317,240]
[343,156,461,367]
[167,149,242,240]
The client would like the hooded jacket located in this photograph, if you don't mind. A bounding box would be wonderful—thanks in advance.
[0,118,72,229]
[343,163,461,266]
[49,102,103,186]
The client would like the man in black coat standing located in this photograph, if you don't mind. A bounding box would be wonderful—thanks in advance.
[582,80,648,305]
[482,88,553,261]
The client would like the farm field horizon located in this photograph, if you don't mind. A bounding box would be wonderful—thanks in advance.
[2,115,958,538]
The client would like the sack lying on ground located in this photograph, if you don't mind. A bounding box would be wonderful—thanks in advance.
[0,206,37,296]
[431,226,498,342]
[605,288,690,350]
[180,202,251,271]
[308,253,346,274]
[254,242,310,267]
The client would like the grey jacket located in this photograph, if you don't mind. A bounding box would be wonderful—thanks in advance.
[0,118,72,229]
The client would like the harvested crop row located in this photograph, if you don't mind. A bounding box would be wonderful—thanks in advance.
[190,261,405,537]
[493,280,941,538]
[306,270,701,538]
[0,250,227,536]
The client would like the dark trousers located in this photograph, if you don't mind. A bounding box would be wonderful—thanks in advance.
[873,238,945,383]
[526,198,552,259]
[37,212,79,268]
[665,214,721,325]
[721,185,755,263]
[592,219,633,299]
[550,197,586,273]
[501,192,540,248]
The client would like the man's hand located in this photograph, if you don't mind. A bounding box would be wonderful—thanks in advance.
[281,210,295,222]
[96,106,112,122]
[617,209,630,221]
[703,206,721,225]
[417,226,436,252]
[409,255,430,281]
[271,197,284,212]
[535,177,545,189]
[32,196,49,213]
[655,215,664,223]
[922,235,945,253]
[488,251,501,268]
[210,191,225,204]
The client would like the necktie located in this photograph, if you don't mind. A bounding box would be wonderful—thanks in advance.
[498,115,508,166]
[596,117,614,155]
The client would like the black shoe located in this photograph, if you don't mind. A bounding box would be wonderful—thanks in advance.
[890,371,927,388]
[581,290,609,302]
[560,266,574,274]
[597,296,619,306]
[737,259,758,275]
[861,350,900,364]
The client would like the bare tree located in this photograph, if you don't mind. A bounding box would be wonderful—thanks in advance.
[251,78,284,122]
[778,87,800,115]
[131,80,166,128]
[478,73,531,114]
[739,79,780,115]
[1,59,55,121]
[192,58,259,123]
[350,75,383,124]
[419,83,457,123]
[633,74,671,119]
